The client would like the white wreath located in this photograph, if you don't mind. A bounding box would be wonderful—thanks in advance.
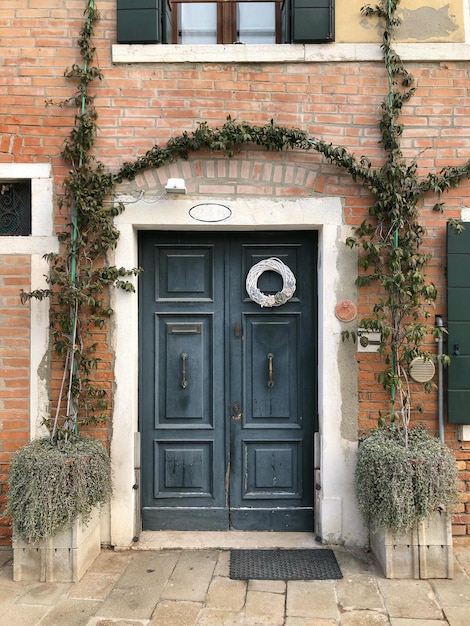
[246,258,296,307]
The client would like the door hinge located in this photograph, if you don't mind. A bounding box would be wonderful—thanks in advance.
[234,322,241,339]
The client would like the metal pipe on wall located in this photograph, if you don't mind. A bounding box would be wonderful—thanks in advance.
[436,315,444,443]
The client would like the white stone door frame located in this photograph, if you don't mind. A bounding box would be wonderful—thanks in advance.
[110,195,366,548]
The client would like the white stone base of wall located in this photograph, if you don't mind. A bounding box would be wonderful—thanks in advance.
[370,511,453,579]
[12,508,101,582]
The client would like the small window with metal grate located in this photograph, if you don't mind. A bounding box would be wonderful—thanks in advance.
[0,181,32,236]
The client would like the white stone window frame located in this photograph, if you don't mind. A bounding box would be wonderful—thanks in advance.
[0,163,58,439]
[112,42,470,65]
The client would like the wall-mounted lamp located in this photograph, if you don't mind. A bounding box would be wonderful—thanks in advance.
[165,178,186,194]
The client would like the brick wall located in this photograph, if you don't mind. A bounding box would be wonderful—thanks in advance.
[1,0,470,542]
[0,256,31,545]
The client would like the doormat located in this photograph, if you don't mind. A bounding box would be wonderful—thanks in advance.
[229,548,343,580]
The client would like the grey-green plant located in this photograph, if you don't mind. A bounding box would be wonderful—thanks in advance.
[7,437,112,543]
[355,426,458,534]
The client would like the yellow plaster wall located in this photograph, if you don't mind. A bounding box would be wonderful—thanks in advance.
[336,0,465,43]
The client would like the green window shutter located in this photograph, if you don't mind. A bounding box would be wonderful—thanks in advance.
[117,0,171,44]
[447,222,470,424]
[283,0,334,43]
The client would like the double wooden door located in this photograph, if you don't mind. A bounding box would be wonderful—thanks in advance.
[139,231,317,531]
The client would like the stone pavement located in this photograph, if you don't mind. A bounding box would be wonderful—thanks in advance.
[0,540,469,626]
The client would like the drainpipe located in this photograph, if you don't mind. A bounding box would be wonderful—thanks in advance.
[435,315,444,443]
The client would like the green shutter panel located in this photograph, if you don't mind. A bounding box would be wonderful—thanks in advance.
[447,222,470,424]
[117,0,170,44]
[283,0,334,43]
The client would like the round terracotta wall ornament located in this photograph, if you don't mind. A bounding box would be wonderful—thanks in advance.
[335,299,357,322]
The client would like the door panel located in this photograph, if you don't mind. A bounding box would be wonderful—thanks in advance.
[140,238,226,530]
[228,236,315,530]
[246,315,299,421]
[158,316,213,423]
[139,231,317,531]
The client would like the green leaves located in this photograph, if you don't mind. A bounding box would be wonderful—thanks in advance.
[116,118,312,180]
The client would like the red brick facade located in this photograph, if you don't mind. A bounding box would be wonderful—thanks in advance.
[1,0,470,545]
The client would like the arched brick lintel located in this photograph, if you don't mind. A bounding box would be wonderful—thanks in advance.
[130,156,326,198]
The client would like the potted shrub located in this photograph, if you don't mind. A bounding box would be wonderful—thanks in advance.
[7,437,112,582]
[355,426,458,578]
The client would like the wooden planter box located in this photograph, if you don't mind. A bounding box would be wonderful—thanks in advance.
[370,511,453,579]
[12,508,101,582]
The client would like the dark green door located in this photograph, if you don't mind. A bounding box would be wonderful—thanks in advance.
[139,231,317,530]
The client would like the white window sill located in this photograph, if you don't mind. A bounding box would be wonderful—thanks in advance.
[112,42,470,64]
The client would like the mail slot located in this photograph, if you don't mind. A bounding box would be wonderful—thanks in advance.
[167,324,201,335]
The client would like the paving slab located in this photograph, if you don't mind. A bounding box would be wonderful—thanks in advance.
[87,549,132,575]
[0,550,12,569]
[213,550,230,577]
[390,617,450,626]
[284,617,338,626]
[244,589,285,625]
[161,550,218,602]
[336,575,384,612]
[378,579,443,620]
[206,576,246,610]
[149,600,202,626]
[431,572,470,607]
[37,598,101,626]
[86,619,149,626]
[0,603,50,626]
[113,550,179,590]
[453,544,470,576]
[0,576,34,614]
[334,547,380,577]
[286,580,338,620]
[442,607,470,626]
[97,550,180,619]
[248,579,286,593]
[195,607,247,625]
[96,586,158,621]
[16,581,70,606]
[340,612,389,625]
[68,571,123,600]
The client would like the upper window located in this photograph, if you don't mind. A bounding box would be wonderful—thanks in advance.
[177,3,277,45]
[116,0,334,45]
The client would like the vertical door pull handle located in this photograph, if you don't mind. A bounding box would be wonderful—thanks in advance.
[267,353,274,388]
[181,352,188,389]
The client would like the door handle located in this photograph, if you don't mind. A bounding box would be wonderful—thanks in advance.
[181,352,188,389]
[267,353,274,388]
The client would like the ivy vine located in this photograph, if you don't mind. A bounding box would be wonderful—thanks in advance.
[21,1,138,441]
[22,0,470,445]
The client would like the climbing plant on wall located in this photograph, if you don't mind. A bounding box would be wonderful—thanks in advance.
[21,0,470,446]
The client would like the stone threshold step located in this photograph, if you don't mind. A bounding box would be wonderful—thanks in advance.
[134,531,321,551]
